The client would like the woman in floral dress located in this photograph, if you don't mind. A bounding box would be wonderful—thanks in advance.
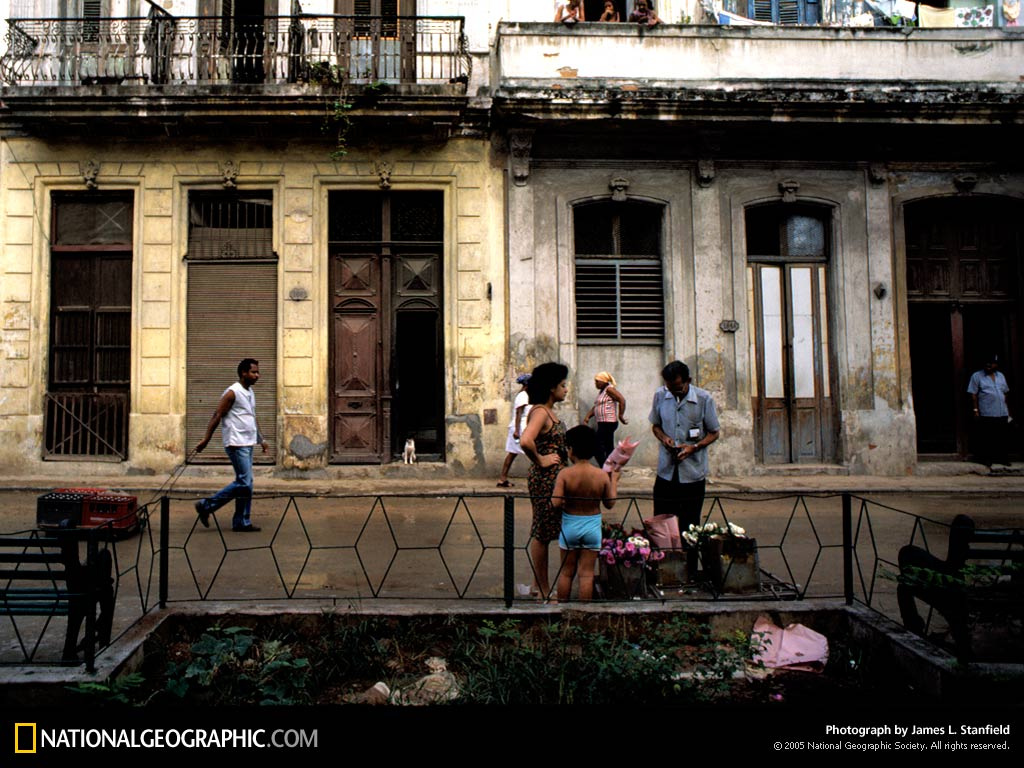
[520,362,569,601]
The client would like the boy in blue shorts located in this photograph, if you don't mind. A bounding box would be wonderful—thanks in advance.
[552,425,620,602]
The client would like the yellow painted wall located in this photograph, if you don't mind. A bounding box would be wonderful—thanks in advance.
[0,137,507,474]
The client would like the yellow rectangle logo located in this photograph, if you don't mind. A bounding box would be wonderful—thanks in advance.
[14,723,37,754]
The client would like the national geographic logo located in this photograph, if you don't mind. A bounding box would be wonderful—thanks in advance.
[14,723,37,754]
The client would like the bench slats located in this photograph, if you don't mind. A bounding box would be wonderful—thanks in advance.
[0,552,69,565]
[0,568,69,581]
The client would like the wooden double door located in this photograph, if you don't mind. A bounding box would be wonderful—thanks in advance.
[906,197,1022,458]
[329,191,444,463]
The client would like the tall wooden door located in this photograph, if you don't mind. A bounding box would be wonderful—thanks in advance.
[906,197,1022,458]
[747,205,835,464]
[329,190,443,463]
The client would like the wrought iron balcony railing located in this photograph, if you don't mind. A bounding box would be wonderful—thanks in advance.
[0,14,470,88]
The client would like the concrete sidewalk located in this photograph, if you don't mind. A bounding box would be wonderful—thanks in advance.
[1,460,1022,496]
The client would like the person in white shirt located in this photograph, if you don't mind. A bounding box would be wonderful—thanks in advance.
[194,358,269,532]
[497,373,532,487]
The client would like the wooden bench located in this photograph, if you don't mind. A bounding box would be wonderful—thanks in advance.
[897,514,1024,661]
[0,532,114,671]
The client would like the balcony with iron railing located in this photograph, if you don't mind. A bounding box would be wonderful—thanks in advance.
[0,14,469,88]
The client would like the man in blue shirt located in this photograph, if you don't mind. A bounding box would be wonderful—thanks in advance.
[649,360,720,532]
[967,354,1012,469]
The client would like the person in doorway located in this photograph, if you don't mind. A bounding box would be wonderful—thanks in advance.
[551,425,620,602]
[967,354,1012,469]
[649,360,720,533]
[497,373,532,487]
[599,1,621,21]
[194,358,269,532]
[629,0,662,26]
[520,362,570,601]
[582,371,628,468]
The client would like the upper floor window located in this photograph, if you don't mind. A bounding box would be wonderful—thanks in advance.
[747,0,821,24]
[573,200,665,344]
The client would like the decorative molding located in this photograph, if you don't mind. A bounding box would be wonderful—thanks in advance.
[697,158,715,188]
[220,160,238,189]
[609,176,630,201]
[873,282,887,300]
[719,319,739,334]
[509,129,534,187]
[953,173,978,194]
[81,160,99,190]
[779,179,800,203]
[867,162,887,186]
[375,161,393,190]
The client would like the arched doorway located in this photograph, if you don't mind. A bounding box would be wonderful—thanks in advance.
[905,196,1022,459]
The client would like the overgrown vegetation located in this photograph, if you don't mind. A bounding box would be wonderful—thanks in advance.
[71,614,782,706]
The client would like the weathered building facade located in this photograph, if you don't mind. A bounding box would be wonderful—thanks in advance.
[495,20,1024,474]
[0,2,1021,477]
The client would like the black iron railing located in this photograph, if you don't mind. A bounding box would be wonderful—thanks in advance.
[1,14,469,87]
[8,491,1013,668]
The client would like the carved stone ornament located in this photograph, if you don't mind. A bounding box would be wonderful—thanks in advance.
[221,161,238,189]
[868,163,887,186]
[719,319,740,333]
[609,177,630,201]
[509,130,534,187]
[697,159,715,188]
[376,161,393,190]
[81,160,99,190]
[779,179,800,203]
[953,174,978,194]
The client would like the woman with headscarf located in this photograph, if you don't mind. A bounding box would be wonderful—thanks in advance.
[582,371,628,468]
[519,362,570,600]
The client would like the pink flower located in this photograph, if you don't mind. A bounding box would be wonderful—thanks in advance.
[625,542,635,553]
[605,553,615,564]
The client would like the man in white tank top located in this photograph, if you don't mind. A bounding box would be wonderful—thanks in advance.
[194,358,269,532]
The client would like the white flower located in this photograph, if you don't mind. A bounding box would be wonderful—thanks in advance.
[728,523,746,536]
[683,532,697,546]
[704,522,717,533]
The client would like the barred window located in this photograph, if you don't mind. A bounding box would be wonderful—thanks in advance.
[574,200,664,344]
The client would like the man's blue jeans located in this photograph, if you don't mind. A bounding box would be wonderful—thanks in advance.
[197,445,253,529]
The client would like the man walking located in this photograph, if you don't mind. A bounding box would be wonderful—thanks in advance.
[194,358,269,532]
[649,360,720,532]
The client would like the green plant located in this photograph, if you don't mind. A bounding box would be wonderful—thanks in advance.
[165,626,311,705]
[68,672,147,705]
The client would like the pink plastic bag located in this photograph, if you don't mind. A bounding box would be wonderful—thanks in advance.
[751,614,829,673]
[602,437,640,472]
[643,514,682,550]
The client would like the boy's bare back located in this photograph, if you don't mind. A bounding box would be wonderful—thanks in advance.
[554,463,616,516]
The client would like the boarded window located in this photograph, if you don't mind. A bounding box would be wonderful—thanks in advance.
[574,200,664,344]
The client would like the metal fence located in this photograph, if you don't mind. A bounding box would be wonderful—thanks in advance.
[1,15,470,87]
[5,491,1017,669]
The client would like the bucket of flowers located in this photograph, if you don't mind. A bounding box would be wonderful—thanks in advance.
[683,521,760,593]
[596,523,665,599]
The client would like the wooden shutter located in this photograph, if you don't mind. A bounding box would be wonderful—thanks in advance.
[186,263,278,463]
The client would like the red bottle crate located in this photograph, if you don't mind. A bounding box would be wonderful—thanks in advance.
[81,494,139,532]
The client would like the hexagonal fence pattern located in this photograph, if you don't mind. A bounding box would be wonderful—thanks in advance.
[6,491,985,668]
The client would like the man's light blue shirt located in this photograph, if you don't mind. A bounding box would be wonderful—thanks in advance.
[648,384,720,483]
